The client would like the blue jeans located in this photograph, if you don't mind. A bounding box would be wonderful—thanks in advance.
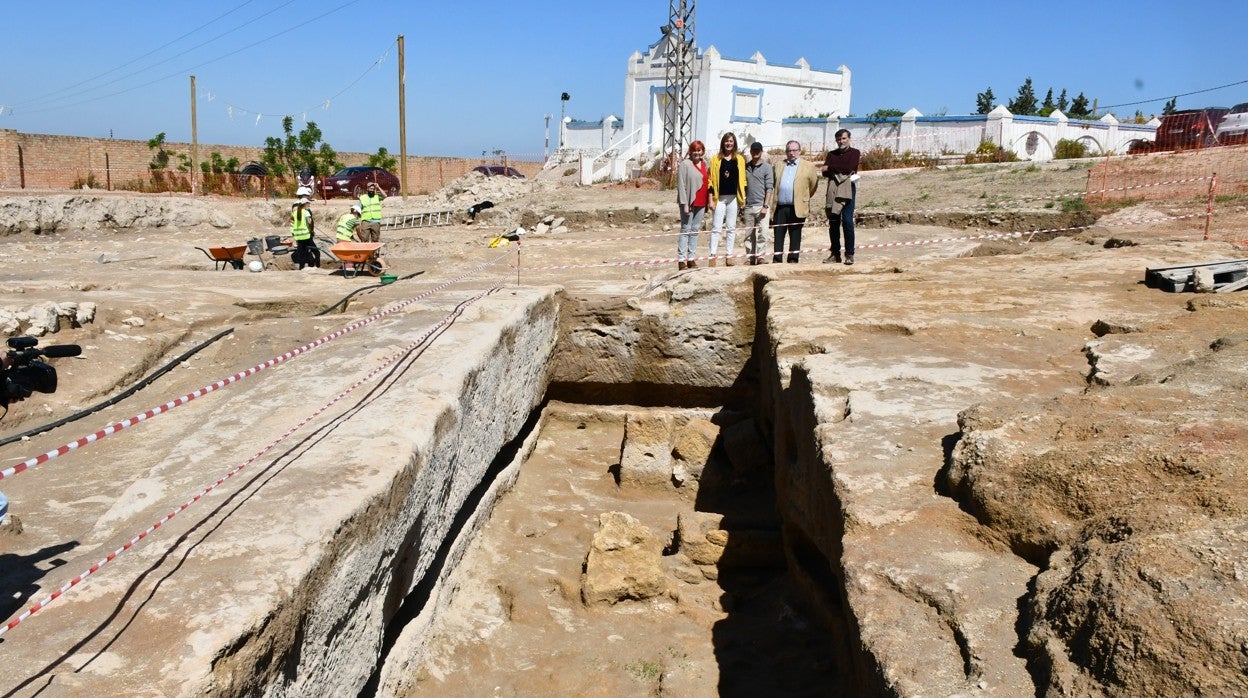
[679,206,705,262]
[828,183,856,257]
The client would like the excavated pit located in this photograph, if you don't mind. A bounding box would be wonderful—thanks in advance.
[365,277,857,696]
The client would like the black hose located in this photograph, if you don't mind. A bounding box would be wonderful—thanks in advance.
[315,271,425,316]
[0,328,236,447]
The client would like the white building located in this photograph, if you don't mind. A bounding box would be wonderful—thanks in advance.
[622,41,850,152]
[558,40,1157,182]
[559,40,850,182]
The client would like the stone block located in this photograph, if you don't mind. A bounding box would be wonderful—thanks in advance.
[582,511,666,606]
[620,412,675,489]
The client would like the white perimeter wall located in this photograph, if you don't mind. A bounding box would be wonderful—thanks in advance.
[783,107,1158,160]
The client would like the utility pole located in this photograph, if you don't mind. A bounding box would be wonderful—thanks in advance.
[398,34,407,198]
[662,0,696,166]
[560,92,570,147]
[544,114,551,162]
[190,75,198,195]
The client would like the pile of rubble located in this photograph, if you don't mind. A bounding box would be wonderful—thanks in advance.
[421,171,544,211]
[0,301,96,336]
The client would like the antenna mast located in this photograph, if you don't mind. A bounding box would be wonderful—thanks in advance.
[662,0,696,162]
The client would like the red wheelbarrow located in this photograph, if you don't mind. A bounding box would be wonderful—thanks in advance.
[195,245,248,270]
[328,242,385,278]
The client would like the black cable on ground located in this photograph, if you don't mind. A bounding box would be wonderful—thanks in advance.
[0,328,236,447]
[315,270,425,316]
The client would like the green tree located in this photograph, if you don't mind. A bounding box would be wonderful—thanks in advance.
[261,116,341,178]
[367,147,398,171]
[867,108,904,120]
[976,87,996,114]
[1162,97,1177,115]
[1057,89,1069,113]
[1040,88,1056,116]
[147,132,174,170]
[1069,92,1091,119]
[1007,77,1038,115]
[200,152,240,175]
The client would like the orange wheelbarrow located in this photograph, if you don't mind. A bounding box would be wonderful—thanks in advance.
[195,245,248,270]
[328,242,385,278]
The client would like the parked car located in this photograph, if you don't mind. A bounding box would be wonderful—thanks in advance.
[1152,107,1230,151]
[318,166,400,198]
[472,165,525,178]
[1215,102,1248,145]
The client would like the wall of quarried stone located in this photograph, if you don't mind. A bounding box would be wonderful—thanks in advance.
[0,128,541,193]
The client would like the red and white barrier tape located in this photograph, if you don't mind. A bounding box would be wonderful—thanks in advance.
[0,287,502,638]
[0,249,516,483]
[523,174,1217,249]
[517,212,1206,272]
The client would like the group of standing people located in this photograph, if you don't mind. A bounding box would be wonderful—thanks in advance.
[675,129,860,268]
[288,181,387,271]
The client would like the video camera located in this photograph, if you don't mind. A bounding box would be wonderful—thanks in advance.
[1,336,82,410]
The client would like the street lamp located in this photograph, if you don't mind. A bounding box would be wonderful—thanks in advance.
[560,92,570,147]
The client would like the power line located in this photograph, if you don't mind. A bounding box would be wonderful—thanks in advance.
[7,0,274,109]
[1099,78,1248,111]
[215,40,397,125]
[1,0,359,118]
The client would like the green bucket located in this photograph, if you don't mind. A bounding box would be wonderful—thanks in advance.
[379,273,398,285]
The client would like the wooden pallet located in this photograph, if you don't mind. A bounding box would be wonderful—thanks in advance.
[1144,258,1248,293]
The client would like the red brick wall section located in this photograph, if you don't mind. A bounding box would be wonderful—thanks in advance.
[0,128,542,194]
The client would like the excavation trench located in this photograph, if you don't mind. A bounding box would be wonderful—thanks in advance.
[353,274,862,696]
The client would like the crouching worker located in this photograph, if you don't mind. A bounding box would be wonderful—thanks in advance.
[291,197,320,269]
[336,204,362,242]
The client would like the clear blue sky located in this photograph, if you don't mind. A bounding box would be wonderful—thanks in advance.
[2,1,1245,161]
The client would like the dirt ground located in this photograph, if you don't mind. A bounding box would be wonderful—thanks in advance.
[1,153,1246,695]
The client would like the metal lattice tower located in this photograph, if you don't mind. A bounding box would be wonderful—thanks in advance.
[662,0,696,160]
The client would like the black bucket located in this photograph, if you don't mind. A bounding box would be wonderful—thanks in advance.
[265,235,284,250]
[247,238,263,255]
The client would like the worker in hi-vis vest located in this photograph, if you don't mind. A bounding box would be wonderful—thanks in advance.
[357,182,385,243]
[336,204,362,242]
[290,197,320,269]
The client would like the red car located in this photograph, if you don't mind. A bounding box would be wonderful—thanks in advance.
[1152,108,1229,151]
[318,166,400,198]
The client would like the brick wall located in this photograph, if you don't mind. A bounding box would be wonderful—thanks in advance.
[0,129,542,194]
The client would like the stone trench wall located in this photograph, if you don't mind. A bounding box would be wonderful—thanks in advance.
[548,270,1035,695]
[207,290,562,696]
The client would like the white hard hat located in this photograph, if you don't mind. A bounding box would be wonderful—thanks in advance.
[248,260,263,273]
[350,204,362,214]
[297,197,310,205]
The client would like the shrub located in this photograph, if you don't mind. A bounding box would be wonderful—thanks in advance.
[1060,197,1089,213]
[1054,138,1089,160]
[860,146,895,171]
[964,141,1019,164]
[72,173,102,189]
[856,147,936,171]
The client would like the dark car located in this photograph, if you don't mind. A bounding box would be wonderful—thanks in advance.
[318,166,400,198]
[1152,107,1230,151]
[472,165,525,178]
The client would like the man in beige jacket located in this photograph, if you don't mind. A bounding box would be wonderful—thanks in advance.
[770,141,821,263]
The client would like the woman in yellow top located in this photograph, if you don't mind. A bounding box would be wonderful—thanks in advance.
[707,132,747,266]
